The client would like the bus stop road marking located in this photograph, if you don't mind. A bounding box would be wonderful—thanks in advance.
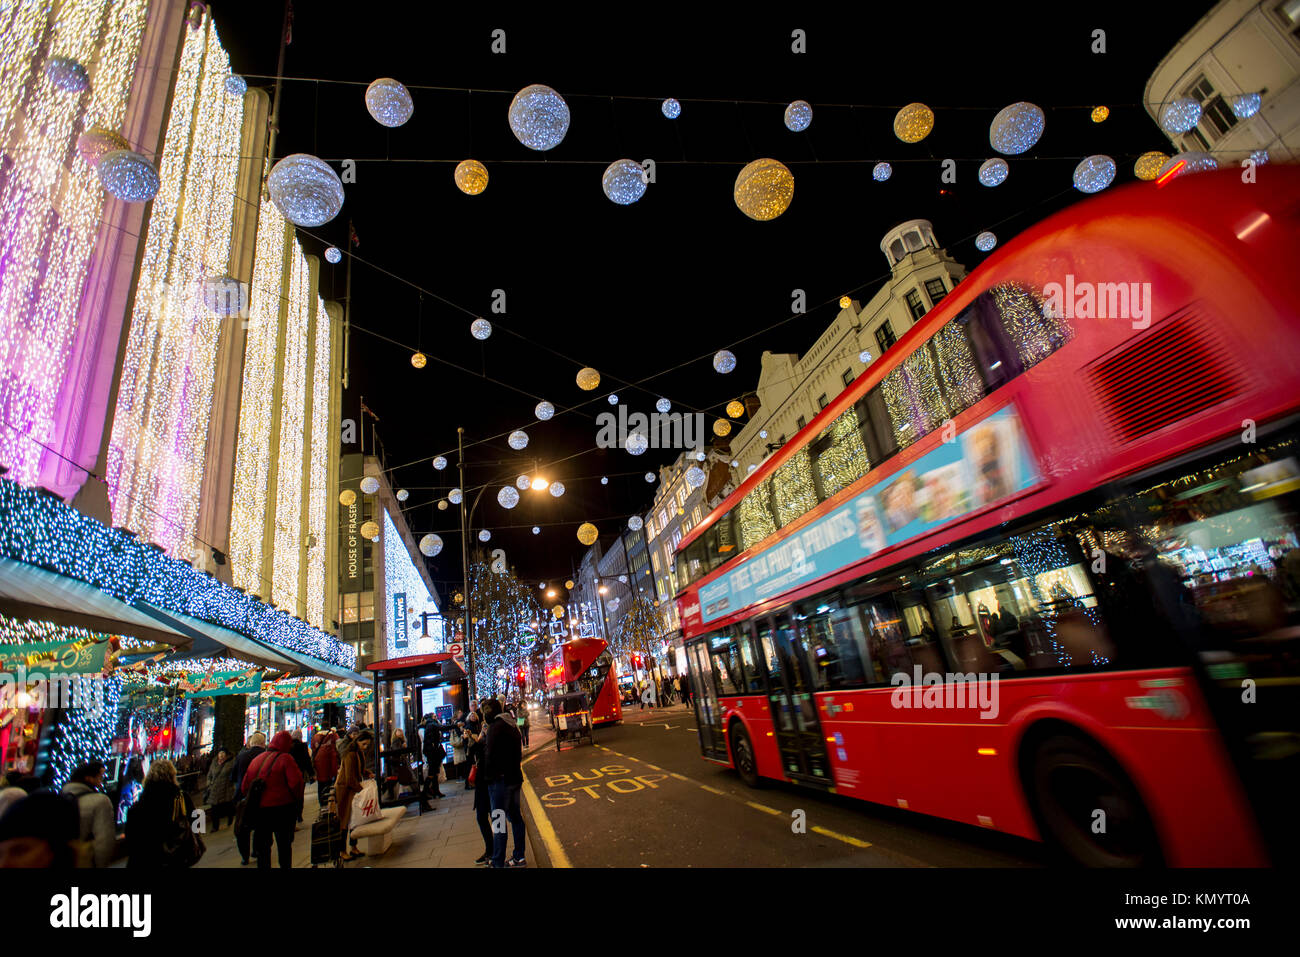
[644,763,662,771]
[522,775,572,868]
[700,785,725,795]
[747,801,781,815]
[812,825,873,849]
[670,772,691,782]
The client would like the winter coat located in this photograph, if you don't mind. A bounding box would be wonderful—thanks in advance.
[231,744,265,796]
[312,732,340,781]
[241,731,304,809]
[61,782,115,867]
[205,757,237,806]
[125,780,189,869]
[290,739,314,782]
[483,714,523,786]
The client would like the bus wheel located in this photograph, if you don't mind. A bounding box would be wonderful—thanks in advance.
[729,721,761,788]
[1026,734,1162,867]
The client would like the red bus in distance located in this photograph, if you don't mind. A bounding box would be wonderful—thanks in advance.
[674,167,1300,867]
[543,637,623,726]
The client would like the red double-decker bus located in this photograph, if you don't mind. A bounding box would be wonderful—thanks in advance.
[675,167,1300,867]
[543,637,623,725]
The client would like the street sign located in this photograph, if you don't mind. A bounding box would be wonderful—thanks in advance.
[448,643,463,656]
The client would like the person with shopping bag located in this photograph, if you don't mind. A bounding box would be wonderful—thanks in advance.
[240,730,304,869]
[334,729,374,862]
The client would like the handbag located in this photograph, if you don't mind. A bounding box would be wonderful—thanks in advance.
[234,751,283,836]
[438,763,447,783]
[467,764,477,787]
[162,792,206,867]
[351,779,382,827]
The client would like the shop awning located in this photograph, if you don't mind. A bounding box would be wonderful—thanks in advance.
[128,603,301,671]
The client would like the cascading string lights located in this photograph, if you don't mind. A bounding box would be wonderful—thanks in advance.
[305,296,334,628]
[0,0,148,490]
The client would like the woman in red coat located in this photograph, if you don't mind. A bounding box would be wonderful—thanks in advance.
[311,730,340,806]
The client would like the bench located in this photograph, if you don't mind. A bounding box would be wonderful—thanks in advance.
[349,806,407,856]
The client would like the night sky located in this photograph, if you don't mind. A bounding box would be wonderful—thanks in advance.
[207,1,1214,590]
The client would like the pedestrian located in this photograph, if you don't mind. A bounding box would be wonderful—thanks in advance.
[484,697,527,867]
[464,704,494,865]
[61,761,115,867]
[203,748,238,832]
[289,729,314,825]
[387,728,416,801]
[125,759,198,868]
[231,732,266,865]
[312,728,340,807]
[335,729,374,862]
[680,671,692,707]
[420,715,447,798]
[516,702,530,748]
[449,712,468,781]
[462,706,482,790]
[241,730,304,869]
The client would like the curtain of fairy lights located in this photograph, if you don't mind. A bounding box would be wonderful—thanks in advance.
[305,296,332,629]
[106,12,243,560]
[0,0,148,489]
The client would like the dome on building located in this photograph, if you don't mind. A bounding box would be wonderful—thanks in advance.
[879,219,939,269]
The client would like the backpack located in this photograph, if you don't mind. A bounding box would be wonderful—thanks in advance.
[234,751,283,835]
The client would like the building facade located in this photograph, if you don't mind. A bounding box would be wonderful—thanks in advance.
[1145,0,1300,162]
[730,220,966,480]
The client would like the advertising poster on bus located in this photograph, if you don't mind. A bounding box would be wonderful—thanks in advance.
[698,405,1039,624]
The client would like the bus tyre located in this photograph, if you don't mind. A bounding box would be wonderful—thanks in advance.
[1026,734,1162,867]
[729,721,761,789]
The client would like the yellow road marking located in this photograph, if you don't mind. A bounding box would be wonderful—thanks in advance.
[522,774,571,868]
[746,801,781,815]
[522,753,538,766]
[645,763,662,771]
[700,785,724,795]
[670,772,691,782]
[811,825,872,848]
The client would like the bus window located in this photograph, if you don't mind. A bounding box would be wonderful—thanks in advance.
[880,346,952,452]
[794,597,870,690]
[846,583,945,682]
[709,631,742,696]
[772,448,819,527]
[856,386,899,471]
[736,625,765,693]
[811,407,871,502]
[737,477,778,550]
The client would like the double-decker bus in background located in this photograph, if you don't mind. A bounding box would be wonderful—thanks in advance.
[543,637,623,725]
[676,167,1300,867]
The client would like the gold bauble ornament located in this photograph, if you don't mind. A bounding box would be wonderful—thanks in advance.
[893,103,934,143]
[577,522,598,546]
[454,158,489,195]
[734,158,793,221]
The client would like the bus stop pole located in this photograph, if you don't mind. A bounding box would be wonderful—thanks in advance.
[458,427,476,699]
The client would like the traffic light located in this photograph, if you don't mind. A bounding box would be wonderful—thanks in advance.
[632,653,642,669]
[516,666,526,686]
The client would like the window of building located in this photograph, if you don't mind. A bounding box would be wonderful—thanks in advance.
[925,277,947,306]
[889,238,906,263]
[692,504,702,525]
[875,320,897,354]
[796,415,806,430]
[842,367,855,387]
[1185,74,1238,142]
[651,550,661,573]
[659,508,669,530]
[677,485,688,508]
[817,393,828,410]
[904,230,924,252]
[1277,0,1300,38]
[905,289,926,320]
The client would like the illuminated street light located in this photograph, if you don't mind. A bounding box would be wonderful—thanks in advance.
[531,476,549,491]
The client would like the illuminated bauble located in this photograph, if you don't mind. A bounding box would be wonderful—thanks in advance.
[225,74,247,97]
[645,472,655,482]
[731,460,739,467]
[859,350,871,363]
[1158,151,1217,179]
[662,98,681,119]
[455,159,488,195]
[619,575,627,583]
[893,102,934,143]
[46,56,89,92]
[76,128,129,167]
[695,451,706,461]
[553,605,564,619]
[577,523,599,546]
[359,520,380,539]
[498,486,520,509]
[267,153,344,226]
[507,430,529,451]
[576,367,601,390]
[784,100,813,132]
[432,455,448,470]
[713,418,732,437]
[726,400,745,418]
[600,476,608,485]
[360,476,380,494]
[1133,152,1167,181]
[202,275,247,316]
[411,352,427,368]
[535,400,555,420]
[1230,93,1261,119]
[549,482,565,497]
[324,246,342,264]
[1248,149,1269,166]
[396,488,409,502]
[1160,96,1202,134]
[1073,155,1116,193]
[97,150,160,202]
[759,429,769,439]
[628,515,643,531]
[508,84,570,150]
[975,231,997,252]
[565,580,575,590]
[532,526,540,534]
[747,464,757,474]
[602,159,647,204]
[365,78,414,127]
[516,474,531,490]
[685,465,706,489]
[607,393,619,405]
[449,488,463,504]
[872,162,891,182]
[990,102,1044,155]
[839,295,852,309]
[1090,105,1109,123]
[656,397,671,413]
[625,432,648,455]
[734,158,794,221]
[478,529,491,542]
[713,350,736,374]
[471,318,492,340]
[978,158,1009,187]
[339,489,357,507]
[438,500,448,510]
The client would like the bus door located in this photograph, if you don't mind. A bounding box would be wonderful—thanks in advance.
[686,638,726,760]
[754,612,833,785]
